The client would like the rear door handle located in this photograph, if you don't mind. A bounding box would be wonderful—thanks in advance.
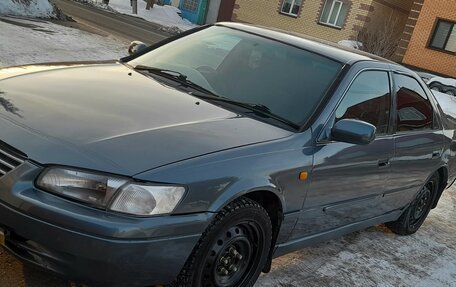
[378,159,390,168]
[432,151,441,159]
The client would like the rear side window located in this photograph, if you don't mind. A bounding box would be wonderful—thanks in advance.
[394,74,434,132]
[335,71,391,135]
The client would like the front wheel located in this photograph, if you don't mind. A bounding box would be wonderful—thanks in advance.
[176,197,272,287]
[386,173,439,235]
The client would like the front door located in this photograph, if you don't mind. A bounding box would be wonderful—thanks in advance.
[290,70,395,239]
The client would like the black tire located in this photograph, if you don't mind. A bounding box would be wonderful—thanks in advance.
[386,173,439,235]
[175,197,272,287]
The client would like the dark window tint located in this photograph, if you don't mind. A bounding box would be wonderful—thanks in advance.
[429,20,456,53]
[335,71,391,135]
[395,74,434,132]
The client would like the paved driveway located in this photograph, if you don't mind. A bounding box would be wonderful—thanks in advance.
[1,185,455,287]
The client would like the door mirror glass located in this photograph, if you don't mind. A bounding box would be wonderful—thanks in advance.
[128,41,148,55]
[332,119,376,145]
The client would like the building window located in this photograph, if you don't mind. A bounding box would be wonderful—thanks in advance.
[319,0,349,28]
[429,19,456,53]
[182,0,199,12]
[280,0,303,16]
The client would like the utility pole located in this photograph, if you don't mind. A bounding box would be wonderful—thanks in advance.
[132,0,138,14]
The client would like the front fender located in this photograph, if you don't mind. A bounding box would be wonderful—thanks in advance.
[206,179,285,213]
[134,131,313,215]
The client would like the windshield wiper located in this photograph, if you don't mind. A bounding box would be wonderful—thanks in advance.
[134,65,189,81]
[134,65,218,95]
[194,94,300,130]
[134,65,299,130]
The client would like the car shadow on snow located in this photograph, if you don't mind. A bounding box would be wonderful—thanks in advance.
[0,16,56,34]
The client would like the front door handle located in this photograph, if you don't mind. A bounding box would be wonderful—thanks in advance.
[378,159,390,168]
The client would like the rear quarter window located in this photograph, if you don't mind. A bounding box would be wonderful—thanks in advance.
[394,74,434,133]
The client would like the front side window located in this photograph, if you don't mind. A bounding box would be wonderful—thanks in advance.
[129,26,343,127]
[395,74,434,132]
[429,19,456,53]
[320,0,349,28]
[335,71,391,135]
[281,0,303,16]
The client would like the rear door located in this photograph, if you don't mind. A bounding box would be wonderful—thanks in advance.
[387,73,444,209]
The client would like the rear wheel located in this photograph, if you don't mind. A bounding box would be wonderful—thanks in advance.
[176,197,272,287]
[386,173,439,235]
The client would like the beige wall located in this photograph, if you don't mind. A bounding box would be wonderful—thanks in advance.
[377,0,413,12]
[232,0,374,43]
[367,0,410,29]
[402,0,456,77]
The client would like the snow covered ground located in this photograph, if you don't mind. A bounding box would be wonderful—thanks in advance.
[0,0,57,18]
[0,16,127,68]
[79,0,196,32]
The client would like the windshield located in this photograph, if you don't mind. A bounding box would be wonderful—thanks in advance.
[129,26,343,126]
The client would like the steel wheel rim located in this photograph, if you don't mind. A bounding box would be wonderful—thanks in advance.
[410,181,434,227]
[201,222,262,287]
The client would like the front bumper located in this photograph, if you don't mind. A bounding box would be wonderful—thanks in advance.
[0,162,214,286]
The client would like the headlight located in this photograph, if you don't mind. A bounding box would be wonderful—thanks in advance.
[36,167,186,216]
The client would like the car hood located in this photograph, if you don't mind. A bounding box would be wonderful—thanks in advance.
[0,63,292,175]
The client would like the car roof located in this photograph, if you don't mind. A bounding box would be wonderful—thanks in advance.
[217,22,395,65]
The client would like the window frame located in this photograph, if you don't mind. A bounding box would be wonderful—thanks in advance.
[318,68,394,144]
[428,18,456,55]
[319,0,348,29]
[392,72,438,135]
[280,0,303,17]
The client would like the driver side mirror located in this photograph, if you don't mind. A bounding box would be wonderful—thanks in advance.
[331,119,376,145]
[128,41,148,55]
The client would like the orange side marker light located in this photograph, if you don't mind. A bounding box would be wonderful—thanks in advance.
[299,171,308,181]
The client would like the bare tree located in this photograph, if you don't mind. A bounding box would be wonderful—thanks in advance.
[357,13,402,60]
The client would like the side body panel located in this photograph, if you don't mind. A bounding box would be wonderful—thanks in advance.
[136,130,315,244]
[290,63,396,240]
[388,68,445,208]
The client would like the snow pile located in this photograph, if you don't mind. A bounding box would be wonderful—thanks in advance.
[0,16,127,68]
[338,40,363,50]
[0,0,57,18]
[428,76,456,87]
[84,0,196,32]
